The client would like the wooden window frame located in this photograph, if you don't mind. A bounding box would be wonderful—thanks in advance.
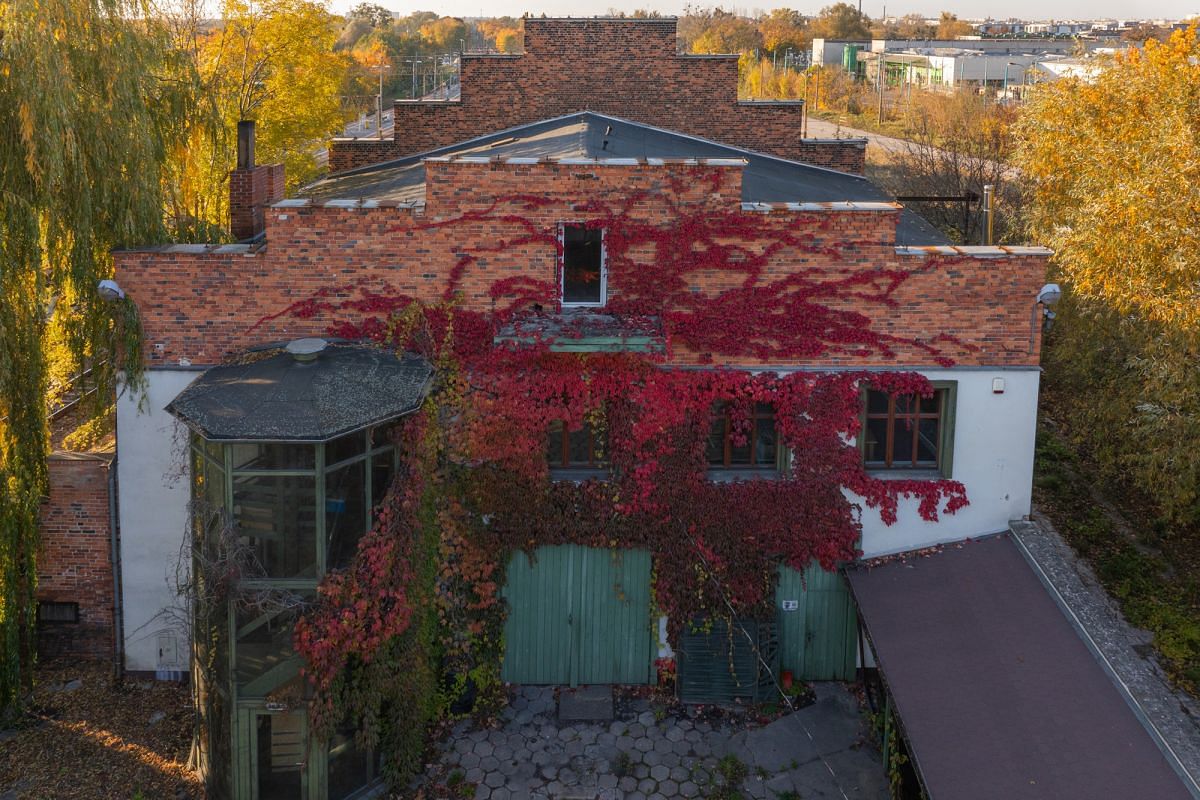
[706,403,787,474]
[860,381,957,477]
[559,223,606,308]
[547,419,609,473]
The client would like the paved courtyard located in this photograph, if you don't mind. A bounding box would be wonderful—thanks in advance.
[425,683,887,799]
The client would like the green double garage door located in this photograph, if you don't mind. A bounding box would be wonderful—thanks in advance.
[501,545,857,685]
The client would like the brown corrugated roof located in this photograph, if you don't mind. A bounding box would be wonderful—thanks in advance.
[847,534,1191,800]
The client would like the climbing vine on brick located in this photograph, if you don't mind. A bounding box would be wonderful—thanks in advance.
[287,182,969,786]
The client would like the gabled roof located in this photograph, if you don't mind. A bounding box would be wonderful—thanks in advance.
[303,111,948,245]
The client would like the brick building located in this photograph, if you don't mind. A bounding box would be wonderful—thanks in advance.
[98,16,1189,800]
[329,17,866,173]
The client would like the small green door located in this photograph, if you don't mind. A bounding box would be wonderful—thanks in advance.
[502,545,652,685]
[776,563,858,680]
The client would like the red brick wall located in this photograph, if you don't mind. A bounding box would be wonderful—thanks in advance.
[38,454,115,661]
[230,163,286,240]
[116,160,1047,370]
[328,19,865,174]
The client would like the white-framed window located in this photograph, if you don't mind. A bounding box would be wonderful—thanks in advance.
[560,223,606,307]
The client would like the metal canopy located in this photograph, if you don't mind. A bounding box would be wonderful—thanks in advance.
[167,343,433,441]
[847,534,1191,800]
[493,311,665,353]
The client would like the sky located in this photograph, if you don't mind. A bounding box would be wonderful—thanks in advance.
[325,0,1199,22]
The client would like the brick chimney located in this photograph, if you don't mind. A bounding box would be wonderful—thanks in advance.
[229,120,285,240]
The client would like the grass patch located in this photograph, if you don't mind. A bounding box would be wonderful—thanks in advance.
[1034,425,1200,693]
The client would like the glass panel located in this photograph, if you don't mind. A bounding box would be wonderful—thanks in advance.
[328,719,371,800]
[755,414,778,467]
[230,442,315,471]
[326,461,367,571]
[917,418,940,465]
[863,417,889,465]
[547,422,565,467]
[922,391,942,416]
[706,415,726,465]
[894,394,916,415]
[892,417,915,466]
[204,455,225,517]
[562,225,603,304]
[866,390,889,414]
[256,713,303,799]
[371,451,395,509]
[369,423,397,449]
[567,427,593,465]
[326,430,368,467]
[233,474,317,579]
[729,433,752,465]
[236,604,302,691]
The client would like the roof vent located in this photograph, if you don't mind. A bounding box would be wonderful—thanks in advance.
[286,337,328,363]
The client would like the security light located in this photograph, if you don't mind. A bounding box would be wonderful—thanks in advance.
[97,279,125,301]
[1036,283,1062,306]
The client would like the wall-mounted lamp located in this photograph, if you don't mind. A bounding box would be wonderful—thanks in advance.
[97,279,125,302]
[1029,282,1062,351]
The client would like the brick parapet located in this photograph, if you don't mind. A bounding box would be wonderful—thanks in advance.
[328,18,866,175]
[37,454,115,661]
[229,163,286,240]
[116,159,1047,371]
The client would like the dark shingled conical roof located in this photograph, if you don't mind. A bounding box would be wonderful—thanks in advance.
[167,343,433,441]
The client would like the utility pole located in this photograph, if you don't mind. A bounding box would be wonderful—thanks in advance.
[377,63,390,140]
[982,184,995,245]
[877,55,885,124]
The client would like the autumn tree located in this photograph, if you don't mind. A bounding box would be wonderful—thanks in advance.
[347,2,391,27]
[808,3,871,40]
[0,0,180,722]
[688,8,763,54]
[1014,26,1200,524]
[935,12,972,38]
[896,13,935,38]
[420,16,466,52]
[166,0,349,236]
[758,8,808,54]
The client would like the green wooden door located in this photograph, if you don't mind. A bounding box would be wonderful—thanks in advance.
[776,563,858,680]
[502,545,653,686]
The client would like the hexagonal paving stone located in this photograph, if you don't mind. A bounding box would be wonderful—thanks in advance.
[634,737,654,753]
[484,772,506,789]
[643,750,662,767]
[626,793,647,800]
[659,780,679,796]
[465,767,485,784]
[660,752,680,769]
[650,764,670,782]
[618,775,639,792]
[476,741,495,758]
[672,740,691,757]
[653,738,673,754]
[494,744,513,761]
[679,781,699,798]
[474,784,490,800]
[616,735,636,752]
[479,756,499,771]
[634,763,649,779]
[598,773,619,789]
[598,732,617,747]
[669,765,689,782]
[491,789,511,800]
[664,726,685,743]
[460,752,481,769]
[638,777,657,794]
[684,729,701,743]
[638,711,657,727]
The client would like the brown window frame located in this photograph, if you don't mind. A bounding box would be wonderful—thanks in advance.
[706,402,782,471]
[862,388,949,471]
[547,419,608,470]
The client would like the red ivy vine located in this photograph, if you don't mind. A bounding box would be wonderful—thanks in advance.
[286,177,969,747]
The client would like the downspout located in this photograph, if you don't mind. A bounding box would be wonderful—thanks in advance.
[108,455,124,683]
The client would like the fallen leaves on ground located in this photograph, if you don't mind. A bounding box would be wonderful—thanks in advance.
[0,661,201,799]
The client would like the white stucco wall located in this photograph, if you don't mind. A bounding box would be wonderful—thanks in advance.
[857,367,1040,557]
[116,368,201,674]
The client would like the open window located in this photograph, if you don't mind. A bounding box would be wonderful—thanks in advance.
[560,224,605,307]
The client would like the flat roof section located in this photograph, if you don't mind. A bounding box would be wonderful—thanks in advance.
[847,534,1192,800]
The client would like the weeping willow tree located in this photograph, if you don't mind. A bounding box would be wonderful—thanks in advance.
[0,0,188,722]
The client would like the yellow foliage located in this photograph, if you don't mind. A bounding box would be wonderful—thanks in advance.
[1014,25,1200,328]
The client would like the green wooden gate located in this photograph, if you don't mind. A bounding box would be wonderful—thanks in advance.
[501,545,653,686]
[776,563,858,680]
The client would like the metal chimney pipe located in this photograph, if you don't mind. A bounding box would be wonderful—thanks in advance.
[236,120,255,170]
[982,184,995,245]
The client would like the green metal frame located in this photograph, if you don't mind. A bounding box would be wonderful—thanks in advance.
[857,379,958,479]
[191,425,399,800]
